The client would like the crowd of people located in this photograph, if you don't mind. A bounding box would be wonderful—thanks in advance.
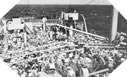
[0,22,127,77]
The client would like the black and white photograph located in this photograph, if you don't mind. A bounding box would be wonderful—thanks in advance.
[0,0,127,77]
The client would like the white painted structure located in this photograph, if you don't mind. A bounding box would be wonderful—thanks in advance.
[7,18,24,30]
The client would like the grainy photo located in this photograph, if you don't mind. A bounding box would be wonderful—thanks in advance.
[0,0,127,77]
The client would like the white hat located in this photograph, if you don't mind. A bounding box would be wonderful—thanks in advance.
[64,58,70,63]
[108,57,113,61]
[121,58,125,62]
[49,63,55,69]
[104,50,109,53]
[113,50,118,54]
[69,53,73,57]
[84,57,92,63]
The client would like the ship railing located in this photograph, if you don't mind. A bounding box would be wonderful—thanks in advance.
[47,19,61,24]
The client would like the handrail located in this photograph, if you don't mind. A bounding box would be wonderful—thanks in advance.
[89,68,109,76]
[56,24,106,39]
[24,24,33,34]
[47,23,105,39]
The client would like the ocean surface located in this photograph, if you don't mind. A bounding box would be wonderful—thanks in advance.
[3,5,127,37]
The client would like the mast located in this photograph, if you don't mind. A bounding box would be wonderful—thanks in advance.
[68,0,72,12]
[26,0,29,16]
[110,8,119,41]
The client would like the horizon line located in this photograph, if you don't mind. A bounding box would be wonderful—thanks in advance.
[17,4,112,5]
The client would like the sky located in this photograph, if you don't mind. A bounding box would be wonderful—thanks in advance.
[18,0,111,5]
